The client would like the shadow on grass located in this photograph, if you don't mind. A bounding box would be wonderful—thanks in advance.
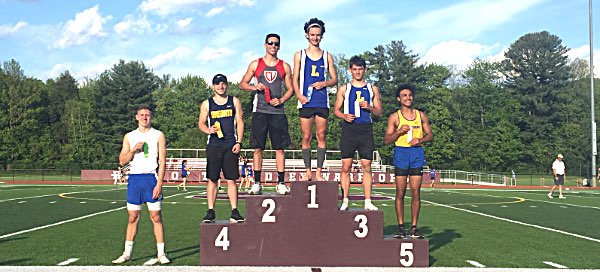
[130,244,199,263]
[0,258,31,265]
[0,236,27,244]
[384,225,461,266]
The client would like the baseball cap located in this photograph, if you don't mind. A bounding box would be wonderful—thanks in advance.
[212,74,228,85]
[557,154,563,159]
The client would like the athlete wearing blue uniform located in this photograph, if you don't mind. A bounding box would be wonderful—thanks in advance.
[333,56,382,211]
[113,105,169,265]
[293,18,338,181]
[198,74,245,224]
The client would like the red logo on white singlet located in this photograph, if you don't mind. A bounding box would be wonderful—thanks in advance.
[264,71,277,83]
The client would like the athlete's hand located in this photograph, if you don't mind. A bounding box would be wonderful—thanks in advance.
[310,81,326,90]
[232,143,241,154]
[398,124,410,134]
[208,125,218,134]
[359,101,371,110]
[131,142,144,153]
[269,98,281,106]
[254,83,266,91]
[344,114,356,123]
[152,185,162,199]
[409,138,421,146]
[298,95,309,105]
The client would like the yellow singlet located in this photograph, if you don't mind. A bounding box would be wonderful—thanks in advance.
[395,109,423,147]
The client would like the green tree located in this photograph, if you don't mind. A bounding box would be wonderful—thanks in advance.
[501,31,570,170]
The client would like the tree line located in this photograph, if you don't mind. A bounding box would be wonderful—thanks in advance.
[1,31,598,175]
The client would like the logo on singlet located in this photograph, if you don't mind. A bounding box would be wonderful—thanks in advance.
[264,71,277,83]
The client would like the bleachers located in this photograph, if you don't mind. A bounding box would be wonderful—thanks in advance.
[166,148,384,173]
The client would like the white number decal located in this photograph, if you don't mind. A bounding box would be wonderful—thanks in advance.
[307,184,319,208]
[399,243,414,267]
[354,214,368,238]
[170,171,179,180]
[262,198,276,223]
[215,227,230,251]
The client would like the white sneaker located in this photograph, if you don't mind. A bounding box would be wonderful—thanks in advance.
[112,254,131,264]
[158,254,170,264]
[276,184,289,195]
[547,193,553,199]
[559,195,566,199]
[365,202,379,211]
[248,183,262,195]
[339,202,349,211]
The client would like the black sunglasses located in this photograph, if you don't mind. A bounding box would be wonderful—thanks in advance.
[266,41,280,47]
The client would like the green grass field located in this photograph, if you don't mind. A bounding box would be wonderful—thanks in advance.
[0,182,599,268]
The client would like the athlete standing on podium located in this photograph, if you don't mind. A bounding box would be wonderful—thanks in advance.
[384,83,433,239]
[239,33,294,195]
[199,74,245,224]
[293,18,338,181]
[333,56,382,211]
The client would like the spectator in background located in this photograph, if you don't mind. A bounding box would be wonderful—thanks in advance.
[548,154,566,199]
[429,167,436,188]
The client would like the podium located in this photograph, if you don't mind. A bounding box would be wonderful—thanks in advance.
[200,181,429,267]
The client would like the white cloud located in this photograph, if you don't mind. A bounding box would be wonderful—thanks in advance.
[146,47,192,69]
[176,18,193,28]
[54,5,112,48]
[567,45,600,75]
[139,0,213,17]
[47,63,72,79]
[0,21,28,37]
[197,46,234,62]
[268,0,356,22]
[206,7,224,17]
[396,0,544,51]
[420,40,499,69]
[114,14,152,36]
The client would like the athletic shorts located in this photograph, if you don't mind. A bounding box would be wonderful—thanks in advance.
[127,173,162,205]
[393,146,425,170]
[554,175,565,185]
[206,144,240,181]
[250,112,291,150]
[240,166,247,177]
[340,122,374,160]
[182,173,188,178]
[299,107,329,119]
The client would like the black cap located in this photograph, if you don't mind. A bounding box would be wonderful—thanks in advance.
[212,74,228,85]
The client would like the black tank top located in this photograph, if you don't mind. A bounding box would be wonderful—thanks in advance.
[208,96,236,147]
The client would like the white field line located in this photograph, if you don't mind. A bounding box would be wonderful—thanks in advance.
[0,191,189,239]
[422,199,600,243]
[437,190,600,210]
[543,261,568,269]
[0,188,122,203]
[466,260,486,268]
[57,258,79,266]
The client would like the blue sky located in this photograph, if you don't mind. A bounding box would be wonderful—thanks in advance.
[0,0,598,83]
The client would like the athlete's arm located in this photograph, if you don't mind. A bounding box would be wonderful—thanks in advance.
[384,113,401,145]
[239,60,264,91]
[333,84,355,123]
[280,62,295,104]
[154,131,167,199]
[292,51,308,104]
[119,134,142,166]
[414,111,434,146]
[367,85,383,117]
[232,97,244,154]
[198,100,216,135]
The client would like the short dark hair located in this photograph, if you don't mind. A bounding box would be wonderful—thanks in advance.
[303,18,325,35]
[265,33,280,43]
[182,159,187,163]
[349,56,366,68]
[396,83,417,97]
[137,104,153,113]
